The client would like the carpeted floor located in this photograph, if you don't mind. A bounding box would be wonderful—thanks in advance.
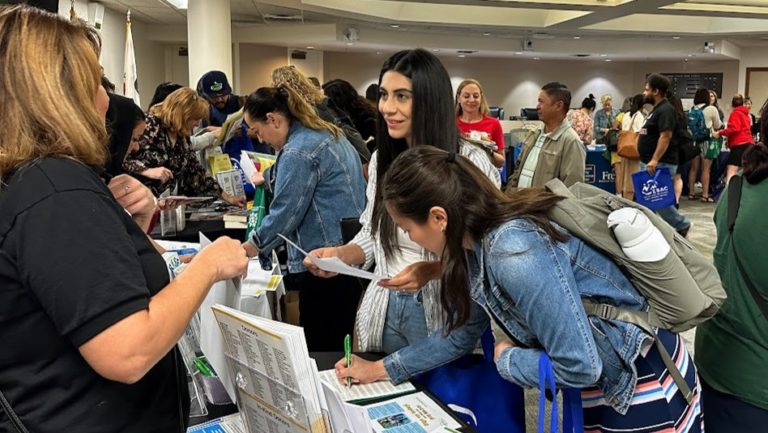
[521,197,718,431]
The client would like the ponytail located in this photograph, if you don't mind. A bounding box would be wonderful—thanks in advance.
[244,86,342,139]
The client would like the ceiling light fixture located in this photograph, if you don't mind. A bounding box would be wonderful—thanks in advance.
[306,46,315,49]
[458,54,466,58]
[600,54,607,57]
[483,32,491,36]
[533,57,540,60]
[514,51,523,55]
[672,36,680,40]
[605,59,612,62]
[165,0,188,9]
[390,24,400,28]
[432,48,440,52]
[573,36,581,40]
[346,42,354,46]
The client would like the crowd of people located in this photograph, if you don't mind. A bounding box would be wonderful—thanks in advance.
[1,5,767,433]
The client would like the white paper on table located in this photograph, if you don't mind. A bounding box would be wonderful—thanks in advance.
[240,150,258,187]
[198,233,242,403]
[321,381,372,433]
[317,370,415,403]
[277,233,389,281]
[186,413,246,433]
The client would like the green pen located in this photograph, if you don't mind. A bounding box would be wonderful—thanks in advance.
[344,334,352,387]
[195,357,214,377]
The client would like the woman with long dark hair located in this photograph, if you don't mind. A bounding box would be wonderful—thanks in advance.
[380,145,703,432]
[306,49,499,385]
[687,88,723,202]
[241,85,366,351]
[322,78,378,150]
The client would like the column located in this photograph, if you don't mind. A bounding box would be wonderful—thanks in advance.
[187,0,232,89]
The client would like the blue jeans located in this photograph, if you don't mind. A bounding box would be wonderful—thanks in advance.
[382,291,429,353]
[639,162,690,232]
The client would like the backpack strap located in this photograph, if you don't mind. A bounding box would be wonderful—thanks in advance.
[581,301,694,404]
[727,176,768,319]
[544,178,575,198]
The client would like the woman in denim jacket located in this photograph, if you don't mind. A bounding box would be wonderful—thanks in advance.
[242,86,366,351]
[305,49,499,385]
[380,146,704,432]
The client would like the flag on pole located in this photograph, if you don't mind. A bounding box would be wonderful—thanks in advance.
[122,10,141,107]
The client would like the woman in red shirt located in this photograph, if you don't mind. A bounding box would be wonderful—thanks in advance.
[714,94,755,184]
[455,79,505,167]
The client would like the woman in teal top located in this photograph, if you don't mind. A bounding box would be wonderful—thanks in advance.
[694,124,768,432]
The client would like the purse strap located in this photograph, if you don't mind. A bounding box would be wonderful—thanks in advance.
[0,389,28,433]
[727,176,768,319]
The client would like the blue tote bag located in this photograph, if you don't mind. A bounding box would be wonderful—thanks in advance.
[632,168,676,210]
[538,353,584,433]
[412,328,526,433]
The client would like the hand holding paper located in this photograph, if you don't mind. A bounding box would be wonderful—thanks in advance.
[278,234,388,281]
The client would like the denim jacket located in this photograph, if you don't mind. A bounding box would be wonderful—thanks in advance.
[468,218,652,414]
[248,122,366,273]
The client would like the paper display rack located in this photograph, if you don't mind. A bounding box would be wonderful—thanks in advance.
[224,353,325,433]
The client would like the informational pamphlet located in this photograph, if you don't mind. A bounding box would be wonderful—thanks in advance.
[187,414,246,433]
[366,392,461,433]
[277,234,389,281]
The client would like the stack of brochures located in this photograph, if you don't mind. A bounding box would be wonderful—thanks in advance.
[209,305,464,433]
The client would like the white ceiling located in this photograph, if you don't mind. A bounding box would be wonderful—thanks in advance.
[96,0,768,61]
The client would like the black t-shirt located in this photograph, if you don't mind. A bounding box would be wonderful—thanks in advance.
[638,99,679,165]
[0,158,189,432]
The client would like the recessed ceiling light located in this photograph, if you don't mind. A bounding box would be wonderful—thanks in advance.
[673,36,681,40]
[390,24,400,28]
[687,54,694,57]
[573,36,581,40]
[166,0,187,9]
[605,59,612,62]
[600,54,607,57]
[483,32,491,36]
[432,48,440,52]
[306,46,314,49]
[533,57,540,60]
[376,51,382,55]
[458,54,466,58]
[514,51,523,55]
[346,42,353,46]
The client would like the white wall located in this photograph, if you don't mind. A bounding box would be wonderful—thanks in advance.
[739,47,768,107]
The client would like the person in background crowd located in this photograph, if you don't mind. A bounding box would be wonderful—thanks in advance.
[695,100,768,433]
[381,145,703,433]
[306,48,498,385]
[149,82,182,108]
[103,80,146,177]
[567,93,596,145]
[271,65,371,165]
[507,82,586,189]
[150,81,221,151]
[713,94,755,184]
[669,95,689,204]
[594,94,620,143]
[688,88,723,203]
[241,86,366,351]
[710,90,725,123]
[323,78,378,153]
[618,94,646,200]
[196,70,245,127]
[123,87,243,206]
[455,78,506,167]
[744,97,759,139]
[365,83,379,104]
[638,73,691,237]
[0,6,249,432]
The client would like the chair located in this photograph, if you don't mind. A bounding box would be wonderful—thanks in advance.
[488,106,505,120]
[520,108,539,121]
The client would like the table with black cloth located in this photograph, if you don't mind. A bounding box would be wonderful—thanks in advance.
[189,352,477,432]
[152,218,246,243]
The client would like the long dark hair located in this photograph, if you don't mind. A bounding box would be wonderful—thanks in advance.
[382,146,566,331]
[322,78,377,135]
[629,94,644,116]
[744,98,768,184]
[693,88,710,106]
[373,49,460,260]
